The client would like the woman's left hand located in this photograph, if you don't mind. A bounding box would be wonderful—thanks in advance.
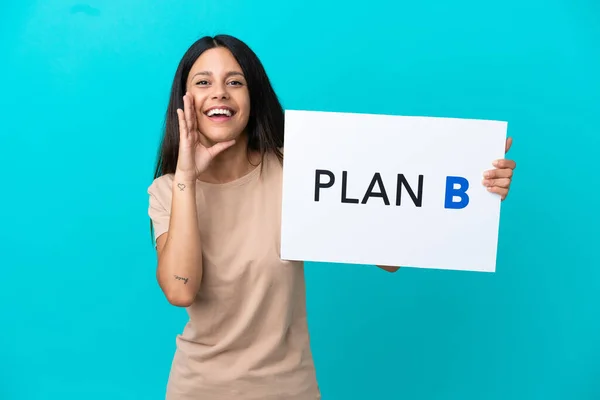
[482,137,517,201]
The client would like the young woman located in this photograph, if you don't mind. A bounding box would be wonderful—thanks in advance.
[147,34,517,400]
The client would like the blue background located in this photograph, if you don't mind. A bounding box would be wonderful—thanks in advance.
[1,1,599,399]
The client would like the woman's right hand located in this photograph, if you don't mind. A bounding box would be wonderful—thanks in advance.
[175,92,236,181]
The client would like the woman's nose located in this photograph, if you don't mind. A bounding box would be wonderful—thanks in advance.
[211,84,229,100]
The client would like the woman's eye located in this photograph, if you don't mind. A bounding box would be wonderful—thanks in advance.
[196,80,209,86]
[228,80,243,86]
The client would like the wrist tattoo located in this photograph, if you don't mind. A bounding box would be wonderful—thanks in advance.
[174,275,189,284]
[177,183,186,191]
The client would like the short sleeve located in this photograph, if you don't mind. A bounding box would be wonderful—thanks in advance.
[147,175,173,242]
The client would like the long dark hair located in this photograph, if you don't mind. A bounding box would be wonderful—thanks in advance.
[153,34,284,180]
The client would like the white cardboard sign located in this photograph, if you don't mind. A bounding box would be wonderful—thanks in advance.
[280,110,507,272]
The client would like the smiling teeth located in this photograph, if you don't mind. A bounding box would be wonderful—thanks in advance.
[207,108,232,117]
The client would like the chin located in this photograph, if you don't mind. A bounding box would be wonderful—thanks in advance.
[201,128,244,144]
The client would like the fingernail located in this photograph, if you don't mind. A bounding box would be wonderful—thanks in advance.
[493,160,499,167]
[484,171,490,178]
[482,179,490,186]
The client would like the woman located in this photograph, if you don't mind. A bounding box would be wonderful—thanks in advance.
[147,34,516,400]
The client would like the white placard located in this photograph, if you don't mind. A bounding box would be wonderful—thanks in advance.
[280,110,508,272]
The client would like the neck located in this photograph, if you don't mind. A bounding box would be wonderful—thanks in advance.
[197,134,261,184]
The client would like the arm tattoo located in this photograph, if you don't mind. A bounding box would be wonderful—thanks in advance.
[177,183,186,191]
[174,275,189,284]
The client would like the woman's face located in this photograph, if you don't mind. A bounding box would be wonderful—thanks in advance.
[186,47,250,146]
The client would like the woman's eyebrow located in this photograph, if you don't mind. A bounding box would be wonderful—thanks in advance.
[191,71,244,79]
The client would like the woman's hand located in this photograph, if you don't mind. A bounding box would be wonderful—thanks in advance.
[175,92,236,181]
[482,137,517,200]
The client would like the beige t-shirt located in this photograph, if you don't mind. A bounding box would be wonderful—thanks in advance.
[147,150,320,400]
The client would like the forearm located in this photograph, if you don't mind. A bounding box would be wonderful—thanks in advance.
[157,176,203,306]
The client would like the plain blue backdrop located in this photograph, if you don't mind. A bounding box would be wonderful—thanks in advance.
[1,1,599,399]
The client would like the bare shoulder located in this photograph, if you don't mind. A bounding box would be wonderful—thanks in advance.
[268,147,285,166]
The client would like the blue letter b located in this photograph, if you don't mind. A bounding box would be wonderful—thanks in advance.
[444,176,469,209]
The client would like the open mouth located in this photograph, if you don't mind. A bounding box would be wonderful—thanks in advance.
[204,106,235,121]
